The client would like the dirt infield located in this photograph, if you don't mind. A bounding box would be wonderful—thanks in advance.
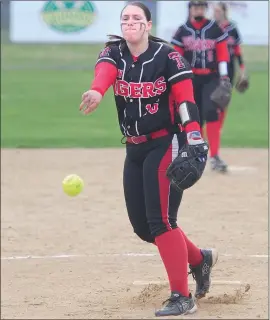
[1,148,268,319]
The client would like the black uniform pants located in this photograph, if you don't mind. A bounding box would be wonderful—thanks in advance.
[192,73,221,125]
[123,133,186,243]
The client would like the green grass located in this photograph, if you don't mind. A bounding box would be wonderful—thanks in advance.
[1,43,269,148]
[1,69,122,148]
[222,72,268,147]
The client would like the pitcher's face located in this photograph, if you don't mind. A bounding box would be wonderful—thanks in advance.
[121,5,152,44]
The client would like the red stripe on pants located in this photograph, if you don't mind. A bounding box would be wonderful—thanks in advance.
[158,144,173,231]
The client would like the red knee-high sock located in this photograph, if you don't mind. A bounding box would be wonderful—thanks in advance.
[155,228,189,296]
[179,229,203,267]
[206,120,221,157]
[153,231,202,266]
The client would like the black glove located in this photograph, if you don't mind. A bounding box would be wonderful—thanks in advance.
[166,131,209,192]
[210,76,232,110]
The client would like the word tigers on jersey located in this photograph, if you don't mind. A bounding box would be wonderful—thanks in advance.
[182,36,215,51]
[114,76,167,98]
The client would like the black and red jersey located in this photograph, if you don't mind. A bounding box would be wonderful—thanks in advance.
[219,21,243,68]
[171,18,229,74]
[95,40,194,137]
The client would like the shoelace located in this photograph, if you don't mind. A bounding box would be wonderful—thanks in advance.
[162,296,177,306]
[161,295,188,314]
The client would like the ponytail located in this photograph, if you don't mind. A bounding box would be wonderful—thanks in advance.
[149,35,170,45]
[105,34,169,47]
[105,34,125,47]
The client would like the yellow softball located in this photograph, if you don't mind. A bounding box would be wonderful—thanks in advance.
[62,174,84,197]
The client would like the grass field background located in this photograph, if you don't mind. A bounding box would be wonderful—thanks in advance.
[1,42,268,148]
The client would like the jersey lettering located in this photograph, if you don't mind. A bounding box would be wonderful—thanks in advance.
[168,52,185,69]
[141,82,156,98]
[154,77,167,95]
[172,20,227,71]
[114,76,166,98]
[99,47,111,57]
[116,80,129,96]
[207,50,213,62]
[130,83,143,98]
[145,103,159,115]
[101,41,191,136]
[182,36,215,51]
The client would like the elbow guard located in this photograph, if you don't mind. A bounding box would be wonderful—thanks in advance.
[218,61,228,77]
[178,101,200,126]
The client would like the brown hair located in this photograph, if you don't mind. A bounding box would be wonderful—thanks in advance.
[105,1,169,47]
[217,1,228,19]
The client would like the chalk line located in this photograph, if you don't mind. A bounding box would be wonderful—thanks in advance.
[1,252,268,261]
[1,254,84,260]
[0,253,155,260]
[133,280,243,286]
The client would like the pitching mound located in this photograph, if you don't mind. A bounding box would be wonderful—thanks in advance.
[1,148,268,319]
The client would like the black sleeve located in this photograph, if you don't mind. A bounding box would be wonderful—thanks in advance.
[215,22,228,43]
[232,24,242,45]
[96,45,119,67]
[166,48,193,84]
[171,26,185,48]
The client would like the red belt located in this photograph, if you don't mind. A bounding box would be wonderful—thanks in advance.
[192,68,216,75]
[126,128,170,144]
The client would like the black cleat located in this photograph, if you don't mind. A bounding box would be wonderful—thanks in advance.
[210,155,228,173]
[189,248,218,299]
[155,291,197,317]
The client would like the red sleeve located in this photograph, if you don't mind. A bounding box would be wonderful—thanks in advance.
[171,79,195,104]
[173,45,185,56]
[216,40,229,62]
[171,79,201,132]
[234,44,241,56]
[91,62,117,96]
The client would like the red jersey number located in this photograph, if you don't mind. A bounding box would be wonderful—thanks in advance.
[168,52,185,70]
[145,103,159,115]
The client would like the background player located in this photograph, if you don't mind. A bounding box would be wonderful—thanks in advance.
[213,2,249,129]
[79,2,217,317]
[214,2,248,139]
[171,0,231,173]
[214,2,246,83]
